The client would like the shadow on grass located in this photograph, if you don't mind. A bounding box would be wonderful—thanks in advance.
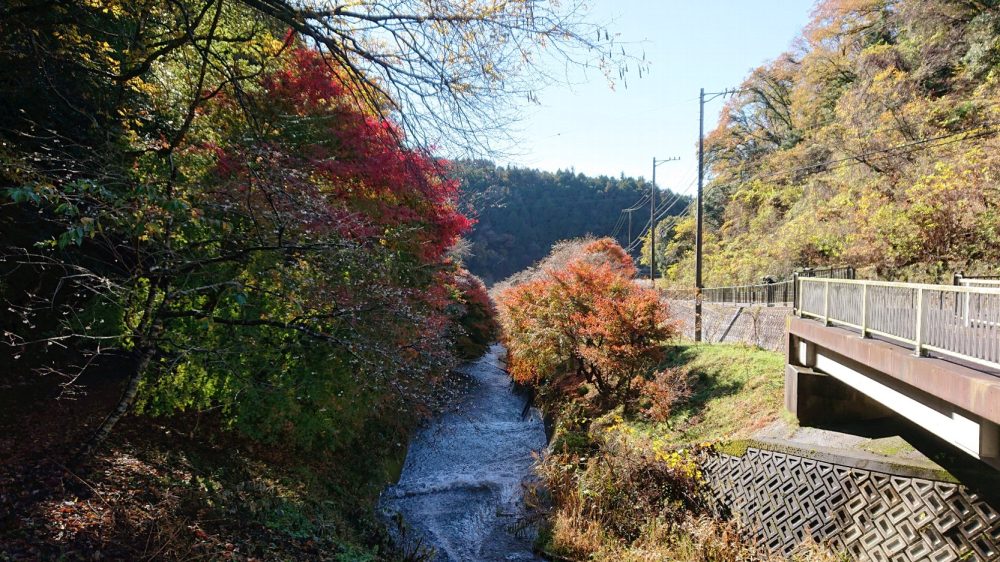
[657,344,748,427]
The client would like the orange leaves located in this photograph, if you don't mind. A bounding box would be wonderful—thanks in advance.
[557,261,671,382]
[581,238,637,277]
[496,239,676,402]
[640,369,691,422]
[496,277,562,385]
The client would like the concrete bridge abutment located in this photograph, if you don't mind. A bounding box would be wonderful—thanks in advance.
[785,316,1000,467]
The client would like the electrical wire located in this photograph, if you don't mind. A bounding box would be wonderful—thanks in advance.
[626,174,699,253]
[610,211,627,238]
[621,174,697,251]
[715,121,1000,189]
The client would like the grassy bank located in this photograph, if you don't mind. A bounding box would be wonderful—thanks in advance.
[639,342,788,445]
[534,342,837,561]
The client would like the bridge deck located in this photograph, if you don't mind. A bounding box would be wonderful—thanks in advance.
[788,316,1000,427]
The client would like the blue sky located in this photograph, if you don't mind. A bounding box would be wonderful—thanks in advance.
[505,0,816,193]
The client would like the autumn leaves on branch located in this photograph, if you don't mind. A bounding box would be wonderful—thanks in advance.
[496,238,678,408]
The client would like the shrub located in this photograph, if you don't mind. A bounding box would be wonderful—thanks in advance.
[535,418,840,561]
[496,238,676,405]
[535,416,708,558]
[640,368,692,422]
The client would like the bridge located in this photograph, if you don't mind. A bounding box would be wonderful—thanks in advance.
[785,277,1000,468]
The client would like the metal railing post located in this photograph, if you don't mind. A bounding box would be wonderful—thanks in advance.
[914,287,924,356]
[792,272,799,313]
[823,280,830,326]
[963,287,971,328]
[860,283,868,338]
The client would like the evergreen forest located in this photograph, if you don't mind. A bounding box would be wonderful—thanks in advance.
[453,160,689,285]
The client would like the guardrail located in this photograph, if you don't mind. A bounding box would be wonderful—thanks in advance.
[702,281,793,307]
[954,272,1000,287]
[798,266,856,280]
[797,278,1000,370]
[659,267,855,307]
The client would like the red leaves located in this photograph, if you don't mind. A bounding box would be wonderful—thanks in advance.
[210,46,471,263]
[451,269,500,358]
[184,44,485,396]
[263,47,346,111]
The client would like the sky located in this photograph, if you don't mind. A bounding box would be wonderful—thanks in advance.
[504,0,817,194]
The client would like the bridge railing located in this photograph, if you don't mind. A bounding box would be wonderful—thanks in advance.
[957,278,1000,288]
[797,278,1000,370]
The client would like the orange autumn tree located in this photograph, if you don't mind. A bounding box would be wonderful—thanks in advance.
[497,238,676,404]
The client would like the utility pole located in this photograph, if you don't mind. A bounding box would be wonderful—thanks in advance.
[696,87,738,341]
[650,157,679,283]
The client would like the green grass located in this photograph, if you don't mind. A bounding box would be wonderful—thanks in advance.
[643,342,786,445]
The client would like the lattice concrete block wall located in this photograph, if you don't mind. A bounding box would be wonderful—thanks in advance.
[702,443,1000,561]
[665,299,791,351]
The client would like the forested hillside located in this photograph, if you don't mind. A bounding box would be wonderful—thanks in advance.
[0,0,622,558]
[657,0,1000,286]
[454,160,690,284]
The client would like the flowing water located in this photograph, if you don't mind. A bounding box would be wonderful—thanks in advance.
[379,344,547,561]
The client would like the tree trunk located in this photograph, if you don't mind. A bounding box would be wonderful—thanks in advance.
[74,345,155,460]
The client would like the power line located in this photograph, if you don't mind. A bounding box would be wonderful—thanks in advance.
[626,204,694,254]
[612,185,669,243]
[622,191,651,211]
[610,167,696,245]
[655,176,697,214]
[610,210,627,238]
[650,157,680,280]
[621,175,697,252]
[626,211,692,264]
[730,121,1000,185]
[608,188,655,241]
[628,183,693,251]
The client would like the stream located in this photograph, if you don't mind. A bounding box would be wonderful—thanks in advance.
[379,344,547,561]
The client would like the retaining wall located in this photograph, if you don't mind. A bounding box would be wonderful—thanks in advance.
[665,299,791,351]
[703,440,1000,561]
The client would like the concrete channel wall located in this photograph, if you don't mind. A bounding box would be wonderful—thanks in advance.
[665,299,791,351]
[702,440,1000,562]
